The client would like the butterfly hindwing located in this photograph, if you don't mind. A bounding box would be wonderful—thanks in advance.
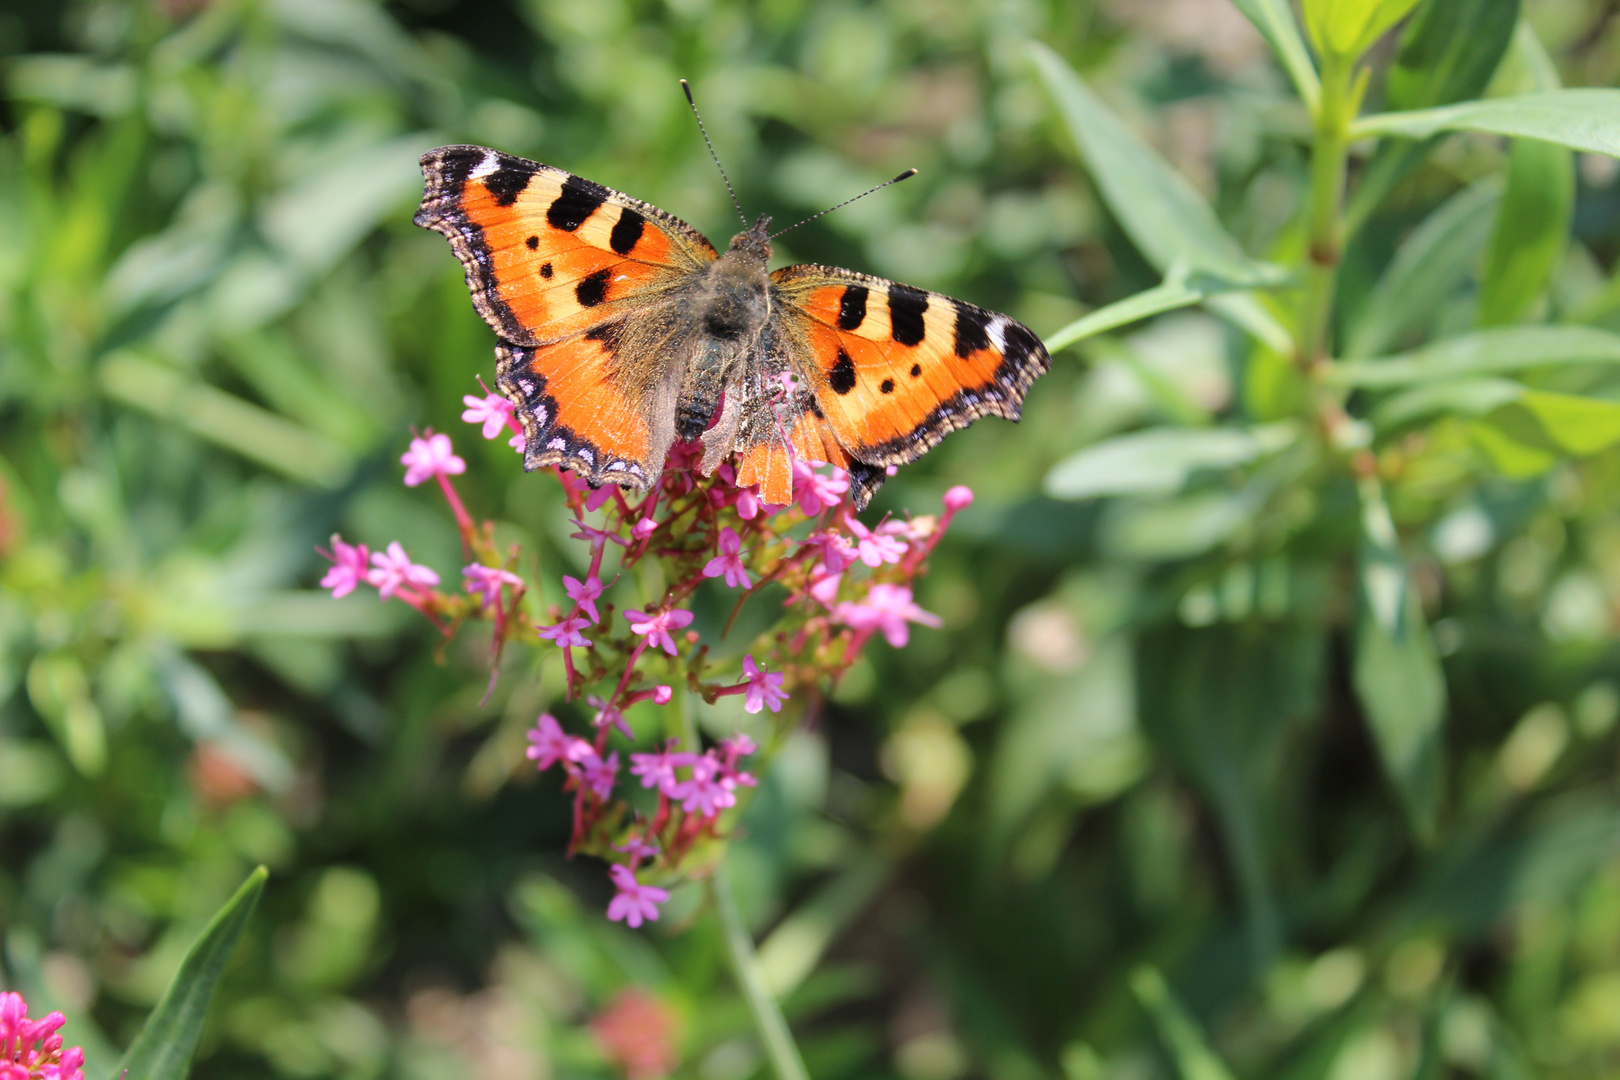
[415,145,717,347]
[767,265,1049,501]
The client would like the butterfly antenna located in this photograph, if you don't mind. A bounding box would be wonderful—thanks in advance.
[681,79,747,227]
[770,169,918,240]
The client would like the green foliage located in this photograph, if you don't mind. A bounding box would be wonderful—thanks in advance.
[8,2,1620,1080]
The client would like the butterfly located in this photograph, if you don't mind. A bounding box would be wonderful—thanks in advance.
[413,144,1049,510]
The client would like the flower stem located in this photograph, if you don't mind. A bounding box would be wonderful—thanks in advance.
[1298,54,1361,367]
[710,860,810,1080]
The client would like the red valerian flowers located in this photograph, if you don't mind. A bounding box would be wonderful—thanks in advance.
[0,992,84,1080]
[317,393,974,927]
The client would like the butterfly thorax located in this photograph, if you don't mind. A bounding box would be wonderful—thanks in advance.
[675,215,774,441]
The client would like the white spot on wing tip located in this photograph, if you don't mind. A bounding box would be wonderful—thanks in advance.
[987,318,1008,353]
[469,151,500,180]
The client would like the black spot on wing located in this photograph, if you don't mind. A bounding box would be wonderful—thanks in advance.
[888,284,929,346]
[525,235,539,250]
[910,363,922,377]
[1002,319,1041,366]
[576,268,611,307]
[484,164,533,207]
[540,262,553,278]
[838,286,868,330]
[829,349,856,395]
[548,174,610,231]
[880,378,895,394]
[952,302,992,358]
[610,207,645,255]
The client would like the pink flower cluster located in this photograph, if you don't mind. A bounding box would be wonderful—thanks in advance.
[0,993,83,1080]
[317,383,977,927]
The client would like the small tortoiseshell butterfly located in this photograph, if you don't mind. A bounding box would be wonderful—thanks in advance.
[414,116,1049,509]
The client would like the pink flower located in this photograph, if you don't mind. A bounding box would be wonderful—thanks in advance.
[793,460,849,515]
[463,563,522,610]
[943,485,974,512]
[461,393,516,439]
[703,527,752,589]
[677,752,737,817]
[844,515,907,567]
[368,542,439,600]
[719,733,757,768]
[0,993,84,1080]
[318,534,371,598]
[738,655,788,714]
[537,614,593,649]
[614,835,660,863]
[835,583,941,647]
[632,517,658,540]
[808,570,843,608]
[400,430,466,487]
[735,487,761,519]
[578,747,620,800]
[630,743,694,798]
[589,694,634,739]
[623,606,695,657]
[564,574,604,623]
[606,864,669,929]
[801,529,856,575]
[526,714,589,771]
[561,472,615,512]
[508,430,527,453]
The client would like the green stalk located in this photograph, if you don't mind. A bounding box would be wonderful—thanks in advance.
[711,861,811,1080]
[1298,54,1362,366]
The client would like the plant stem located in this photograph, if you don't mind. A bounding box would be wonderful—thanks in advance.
[710,860,810,1080]
[1298,54,1359,367]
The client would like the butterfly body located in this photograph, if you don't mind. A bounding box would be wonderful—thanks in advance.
[415,145,1049,509]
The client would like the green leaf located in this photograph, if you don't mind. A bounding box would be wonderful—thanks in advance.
[1385,0,1521,110]
[1345,176,1503,358]
[1345,0,1520,231]
[116,866,268,1080]
[1027,42,1292,352]
[1226,0,1320,111]
[1303,0,1424,63]
[1353,483,1446,844]
[1044,423,1298,500]
[1477,27,1573,326]
[1044,267,1281,355]
[1369,376,1524,430]
[1518,390,1620,454]
[1130,966,1239,1080]
[1352,89,1620,157]
[1327,325,1620,388]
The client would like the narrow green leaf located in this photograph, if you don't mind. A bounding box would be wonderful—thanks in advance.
[1044,423,1298,500]
[1345,176,1503,358]
[1130,966,1240,1080]
[1470,411,1560,477]
[1327,325,1620,388]
[1353,482,1445,844]
[1345,0,1520,232]
[1384,0,1521,111]
[1370,377,1524,430]
[116,866,268,1080]
[1027,41,1292,351]
[1044,278,1204,355]
[756,852,889,998]
[1352,89,1620,157]
[1226,0,1320,111]
[1477,26,1573,326]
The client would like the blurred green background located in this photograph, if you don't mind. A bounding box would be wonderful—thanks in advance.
[7,1,1620,1078]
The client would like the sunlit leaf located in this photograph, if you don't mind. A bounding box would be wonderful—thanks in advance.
[1027,42,1292,351]
[1130,966,1239,1080]
[116,867,268,1080]
[1328,325,1620,388]
[1352,89,1620,157]
[1302,0,1423,62]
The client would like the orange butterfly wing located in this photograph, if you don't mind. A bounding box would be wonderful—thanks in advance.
[415,145,715,485]
[765,265,1050,506]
